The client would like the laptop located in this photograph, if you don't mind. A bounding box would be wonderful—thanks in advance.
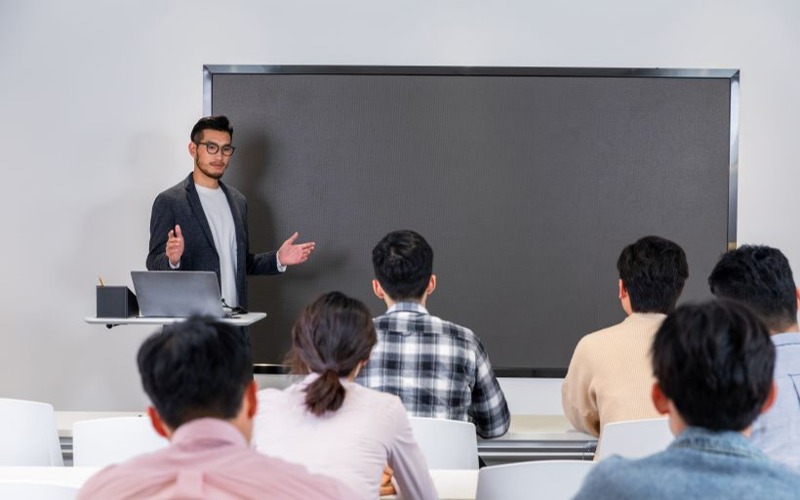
[131,271,225,318]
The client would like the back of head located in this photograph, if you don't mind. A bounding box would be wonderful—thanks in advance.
[617,235,689,313]
[190,115,233,143]
[372,230,433,301]
[288,291,377,416]
[708,245,798,332]
[651,299,775,431]
[137,316,252,430]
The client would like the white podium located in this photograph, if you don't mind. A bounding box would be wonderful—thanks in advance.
[84,312,266,328]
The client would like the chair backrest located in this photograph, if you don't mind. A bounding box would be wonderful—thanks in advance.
[0,398,63,466]
[0,481,78,500]
[72,416,169,467]
[596,417,673,461]
[476,460,595,500]
[408,417,479,470]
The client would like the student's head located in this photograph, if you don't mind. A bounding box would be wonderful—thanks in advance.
[137,316,254,432]
[372,230,433,301]
[288,291,377,416]
[651,299,775,432]
[616,236,689,314]
[708,245,798,333]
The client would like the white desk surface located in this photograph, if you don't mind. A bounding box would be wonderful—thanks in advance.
[57,412,588,441]
[0,467,100,487]
[0,467,476,500]
[486,414,596,442]
[84,311,266,327]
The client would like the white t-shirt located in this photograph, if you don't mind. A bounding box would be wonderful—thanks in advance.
[195,184,239,307]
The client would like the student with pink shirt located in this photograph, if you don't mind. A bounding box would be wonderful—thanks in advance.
[79,316,355,500]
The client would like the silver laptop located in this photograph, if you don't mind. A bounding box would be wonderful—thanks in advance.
[131,271,225,318]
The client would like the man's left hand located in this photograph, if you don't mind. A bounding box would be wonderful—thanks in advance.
[277,232,316,266]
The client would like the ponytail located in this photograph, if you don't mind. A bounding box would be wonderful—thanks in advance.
[304,369,346,416]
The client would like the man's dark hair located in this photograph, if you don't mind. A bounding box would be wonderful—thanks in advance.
[372,230,433,301]
[708,245,798,333]
[651,299,775,431]
[616,235,689,313]
[137,316,252,430]
[190,115,233,143]
[287,291,377,416]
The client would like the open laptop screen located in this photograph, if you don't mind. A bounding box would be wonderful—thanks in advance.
[131,271,225,318]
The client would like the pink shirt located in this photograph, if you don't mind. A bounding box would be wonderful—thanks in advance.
[78,418,356,500]
[254,374,438,500]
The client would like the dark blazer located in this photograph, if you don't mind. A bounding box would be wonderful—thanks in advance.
[146,173,279,308]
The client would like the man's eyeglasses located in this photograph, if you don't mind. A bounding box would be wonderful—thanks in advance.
[196,141,236,156]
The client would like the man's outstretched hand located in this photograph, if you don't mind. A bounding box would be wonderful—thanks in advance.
[277,232,316,266]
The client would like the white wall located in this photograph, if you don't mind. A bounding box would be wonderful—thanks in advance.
[2,0,799,410]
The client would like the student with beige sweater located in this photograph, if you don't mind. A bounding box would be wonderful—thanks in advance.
[562,236,689,437]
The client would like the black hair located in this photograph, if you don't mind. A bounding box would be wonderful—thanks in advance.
[372,230,433,301]
[190,115,233,143]
[137,315,252,430]
[708,245,797,332]
[651,299,775,431]
[617,235,689,313]
[287,291,377,416]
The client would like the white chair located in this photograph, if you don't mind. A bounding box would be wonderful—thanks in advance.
[0,398,63,466]
[595,417,673,460]
[0,482,78,500]
[476,460,595,500]
[408,417,479,469]
[72,416,169,467]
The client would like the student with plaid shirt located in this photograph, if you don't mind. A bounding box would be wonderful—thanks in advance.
[356,230,510,438]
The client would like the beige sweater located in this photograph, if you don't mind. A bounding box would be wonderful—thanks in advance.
[561,313,666,437]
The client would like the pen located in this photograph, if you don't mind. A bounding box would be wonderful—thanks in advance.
[98,276,105,287]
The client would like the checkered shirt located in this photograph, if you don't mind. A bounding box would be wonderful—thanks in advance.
[357,302,510,438]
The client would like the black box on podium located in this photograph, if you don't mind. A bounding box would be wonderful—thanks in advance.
[96,286,139,318]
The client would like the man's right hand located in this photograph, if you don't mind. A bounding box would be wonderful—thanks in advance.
[166,224,184,267]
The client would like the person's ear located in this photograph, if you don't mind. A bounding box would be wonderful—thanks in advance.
[618,279,628,301]
[372,279,385,300]
[426,275,437,296]
[245,380,258,419]
[761,382,778,415]
[147,406,171,439]
[188,141,197,158]
[795,288,800,310]
[651,383,670,415]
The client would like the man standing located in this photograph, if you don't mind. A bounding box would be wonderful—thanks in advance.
[573,300,800,499]
[147,115,315,308]
[562,235,689,437]
[357,230,510,439]
[708,245,800,473]
[78,316,356,499]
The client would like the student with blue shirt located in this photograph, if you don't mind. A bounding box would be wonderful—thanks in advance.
[573,300,800,500]
[708,245,800,473]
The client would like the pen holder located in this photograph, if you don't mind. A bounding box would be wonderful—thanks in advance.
[96,286,139,318]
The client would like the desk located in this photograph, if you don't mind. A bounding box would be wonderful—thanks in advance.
[0,467,100,487]
[479,415,596,463]
[0,467,476,500]
[84,312,266,328]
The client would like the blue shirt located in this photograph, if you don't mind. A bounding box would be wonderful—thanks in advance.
[751,332,800,473]
[573,427,800,500]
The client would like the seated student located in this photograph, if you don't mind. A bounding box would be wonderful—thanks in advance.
[78,316,355,500]
[356,229,510,439]
[562,235,688,437]
[253,291,437,500]
[573,300,800,499]
[708,245,800,473]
